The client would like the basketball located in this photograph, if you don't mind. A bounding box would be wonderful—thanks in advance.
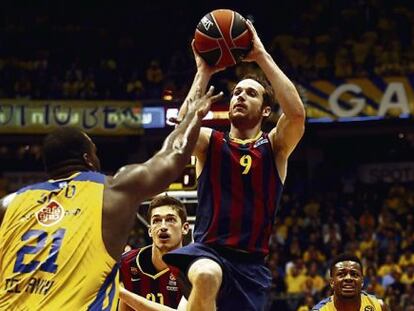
[194,9,253,68]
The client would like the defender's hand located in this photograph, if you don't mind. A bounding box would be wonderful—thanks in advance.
[187,85,223,120]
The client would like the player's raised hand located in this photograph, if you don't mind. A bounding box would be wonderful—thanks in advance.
[191,40,225,76]
[243,19,267,63]
[187,85,223,119]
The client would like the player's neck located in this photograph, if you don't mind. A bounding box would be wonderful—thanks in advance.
[151,246,169,272]
[333,295,361,311]
[229,126,262,143]
[49,165,92,180]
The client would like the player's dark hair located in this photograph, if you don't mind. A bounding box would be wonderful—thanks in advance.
[330,253,363,276]
[240,74,275,109]
[43,127,92,174]
[147,195,187,223]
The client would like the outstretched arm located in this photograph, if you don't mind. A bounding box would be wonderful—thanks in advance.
[103,85,222,260]
[119,288,187,311]
[244,20,305,181]
[108,86,223,205]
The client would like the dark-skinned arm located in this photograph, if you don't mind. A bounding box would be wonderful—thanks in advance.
[108,86,223,206]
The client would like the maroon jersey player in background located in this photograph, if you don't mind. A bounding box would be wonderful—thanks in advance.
[119,195,189,311]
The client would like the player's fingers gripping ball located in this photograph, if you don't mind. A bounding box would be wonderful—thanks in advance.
[194,9,253,68]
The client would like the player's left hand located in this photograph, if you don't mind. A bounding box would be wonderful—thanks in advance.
[191,40,225,76]
[243,19,267,63]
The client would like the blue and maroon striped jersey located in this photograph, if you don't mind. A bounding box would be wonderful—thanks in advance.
[194,130,283,256]
[120,246,183,308]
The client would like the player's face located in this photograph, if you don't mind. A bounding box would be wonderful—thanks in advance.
[331,261,363,300]
[149,205,189,253]
[229,79,270,127]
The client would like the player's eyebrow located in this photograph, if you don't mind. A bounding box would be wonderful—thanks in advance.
[233,86,258,94]
[152,213,177,218]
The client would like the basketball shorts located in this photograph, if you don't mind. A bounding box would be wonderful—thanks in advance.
[163,242,271,311]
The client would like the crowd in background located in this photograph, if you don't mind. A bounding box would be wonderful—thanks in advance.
[0,1,414,101]
[124,180,414,311]
[266,181,414,310]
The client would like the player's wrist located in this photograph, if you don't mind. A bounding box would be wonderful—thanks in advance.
[197,68,213,80]
[254,50,271,64]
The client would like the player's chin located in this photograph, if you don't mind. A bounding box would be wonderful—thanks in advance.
[339,290,358,299]
[229,112,248,124]
[157,237,171,244]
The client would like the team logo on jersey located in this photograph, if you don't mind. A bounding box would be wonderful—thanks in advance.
[130,267,139,276]
[168,272,177,290]
[253,137,268,148]
[364,307,374,311]
[35,200,65,226]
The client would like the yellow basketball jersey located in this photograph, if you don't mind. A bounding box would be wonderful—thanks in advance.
[0,171,119,311]
[312,292,383,310]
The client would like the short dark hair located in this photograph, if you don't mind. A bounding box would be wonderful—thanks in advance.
[241,74,275,109]
[43,127,92,173]
[147,195,187,223]
[330,253,363,276]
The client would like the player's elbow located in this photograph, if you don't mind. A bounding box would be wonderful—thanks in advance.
[288,107,306,128]
[291,103,306,122]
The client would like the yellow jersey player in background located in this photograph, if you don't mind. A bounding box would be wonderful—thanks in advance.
[312,254,389,311]
[0,87,222,310]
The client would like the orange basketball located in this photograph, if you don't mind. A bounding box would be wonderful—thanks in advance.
[194,9,253,68]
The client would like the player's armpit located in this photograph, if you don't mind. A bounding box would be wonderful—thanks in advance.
[0,192,16,227]
[194,127,212,158]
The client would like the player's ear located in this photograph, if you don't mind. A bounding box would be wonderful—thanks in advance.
[182,222,190,235]
[83,153,94,169]
[329,277,334,289]
[262,106,271,117]
[148,226,152,238]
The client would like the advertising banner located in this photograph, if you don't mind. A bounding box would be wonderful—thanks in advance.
[358,162,414,183]
[0,100,165,135]
[301,75,414,120]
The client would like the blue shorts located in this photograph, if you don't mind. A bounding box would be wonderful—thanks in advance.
[163,242,271,311]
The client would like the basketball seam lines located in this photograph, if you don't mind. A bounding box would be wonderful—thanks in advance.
[232,30,251,48]
[211,11,236,65]
[195,30,222,52]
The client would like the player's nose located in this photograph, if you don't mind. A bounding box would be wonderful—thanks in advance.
[237,92,246,101]
[160,220,168,229]
[344,273,352,280]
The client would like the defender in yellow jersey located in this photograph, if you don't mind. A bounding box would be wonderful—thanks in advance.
[312,254,389,311]
[0,87,222,311]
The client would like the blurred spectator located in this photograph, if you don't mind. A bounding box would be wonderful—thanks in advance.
[296,294,315,311]
[303,245,326,264]
[399,249,414,268]
[401,264,414,286]
[378,254,402,278]
[303,261,326,295]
